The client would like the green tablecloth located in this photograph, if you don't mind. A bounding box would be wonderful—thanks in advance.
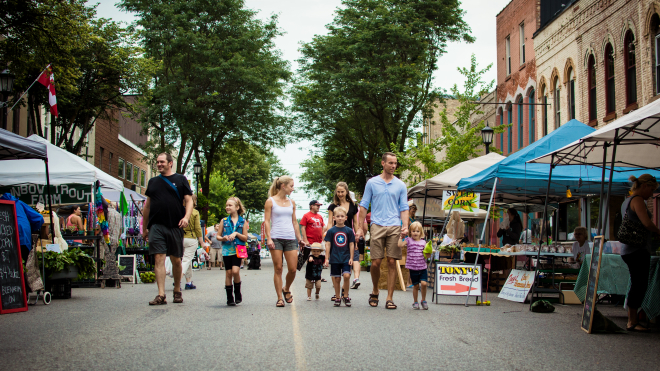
[574,254,630,301]
[639,256,660,320]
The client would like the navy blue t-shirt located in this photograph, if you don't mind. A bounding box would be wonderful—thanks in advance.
[324,225,355,264]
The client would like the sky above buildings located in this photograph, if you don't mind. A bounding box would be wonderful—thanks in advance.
[94,0,510,219]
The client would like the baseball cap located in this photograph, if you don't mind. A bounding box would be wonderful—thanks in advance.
[309,200,322,206]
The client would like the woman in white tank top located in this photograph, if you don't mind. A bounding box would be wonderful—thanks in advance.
[264,175,304,307]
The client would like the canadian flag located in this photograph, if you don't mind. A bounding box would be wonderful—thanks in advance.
[37,64,58,117]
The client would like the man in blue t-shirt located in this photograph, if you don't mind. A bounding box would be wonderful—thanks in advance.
[324,206,355,307]
[356,152,409,310]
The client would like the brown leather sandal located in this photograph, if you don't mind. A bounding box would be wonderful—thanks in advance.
[369,294,379,307]
[149,295,167,305]
[173,291,183,303]
[283,290,293,303]
[385,300,397,309]
[276,299,285,307]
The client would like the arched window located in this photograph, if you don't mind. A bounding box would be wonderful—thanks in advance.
[554,76,561,127]
[605,43,615,114]
[588,55,597,122]
[517,96,523,149]
[567,68,575,120]
[507,104,513,154]
[529,89,535,143]
[542,85,548,136]
[652,14,660,95]
[498,108,504,152]
[624,31,637,106]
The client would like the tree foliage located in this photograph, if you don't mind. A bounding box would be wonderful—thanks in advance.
[394,55,507,184]
[293,0,473,195]
[120,0,292,222]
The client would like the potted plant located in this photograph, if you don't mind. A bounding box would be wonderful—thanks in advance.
[37,248,97,280]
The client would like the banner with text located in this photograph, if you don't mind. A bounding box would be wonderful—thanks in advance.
[435,263,482,297]
[498,269,535,302]
[441,191,480,212]
[0,184,93,205]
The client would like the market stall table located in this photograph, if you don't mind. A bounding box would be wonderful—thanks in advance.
[499,251,574,302]
[574,254,630,301]
[641,256,660,320]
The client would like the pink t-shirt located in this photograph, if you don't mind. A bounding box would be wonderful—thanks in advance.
[405,237,427,271]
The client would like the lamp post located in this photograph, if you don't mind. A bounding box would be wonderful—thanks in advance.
[481,122,494,154]
[193,162,202,195]
[0,69,15,130]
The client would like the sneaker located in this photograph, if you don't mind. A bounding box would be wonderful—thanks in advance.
[412,302,420,310]
[240,266,244,269]
[343,296,352,307]
[321,278,327,282]
[334,298,341,307]
[421,301,429,310]
[185,282,196,290]
[350,278,360,289]
[307,296,312,301]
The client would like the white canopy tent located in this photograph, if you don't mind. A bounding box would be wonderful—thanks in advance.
[0,135,123,190]
[408,152,505,198]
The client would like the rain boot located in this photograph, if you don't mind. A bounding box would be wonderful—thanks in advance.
[225,285,235,306]
[234,281,242,304]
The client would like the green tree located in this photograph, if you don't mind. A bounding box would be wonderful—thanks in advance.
[293,0,473,192]
[394,55,507,183]
[121,0,292,223]
[206,172,235,225]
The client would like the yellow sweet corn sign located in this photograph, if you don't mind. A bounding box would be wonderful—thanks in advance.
[442,191,480,212]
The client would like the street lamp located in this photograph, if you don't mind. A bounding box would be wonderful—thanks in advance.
[193,162,202,195]
[0,69,15,130]
[481,122,494,154]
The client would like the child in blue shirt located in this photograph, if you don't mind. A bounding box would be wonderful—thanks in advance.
[324,206,355,307]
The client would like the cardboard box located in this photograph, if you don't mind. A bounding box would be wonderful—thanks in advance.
[560,290,582,304]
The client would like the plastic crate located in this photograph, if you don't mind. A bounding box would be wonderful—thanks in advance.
[47,279,72,299]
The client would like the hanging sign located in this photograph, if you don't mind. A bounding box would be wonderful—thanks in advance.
[442,191,480,212]
[498,269,535,302]
[0,184,93,205]
[435,263,482,296]
[0,200,28,314]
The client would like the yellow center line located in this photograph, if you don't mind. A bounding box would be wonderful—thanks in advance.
[290,302,307,371]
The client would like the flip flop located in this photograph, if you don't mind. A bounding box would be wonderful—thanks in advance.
[282,290,293,303]
[276,299,285,307]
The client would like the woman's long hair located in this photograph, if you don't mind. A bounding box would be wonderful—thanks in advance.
[333,182,354,207]
[508,208,523,229]
[269,175,293,197]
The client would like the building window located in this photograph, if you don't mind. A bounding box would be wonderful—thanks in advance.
[517,97,523,149]
[118,157,125,178]
[507,104,513,154]
[499,109,504,152]
[625,31,637,107]
[529,89,535,143]
[542,85,548,136]
[656,33,660,95]
[100,147,104,170]
[133,166,139,185]
[141,170,146,187]
[506,36,511,75]
[519,23,525,64]
[588,55,597,122]
[567,68,575,120]
[126,162,133,182]
[605,43,615,114]
[554,76,561,127]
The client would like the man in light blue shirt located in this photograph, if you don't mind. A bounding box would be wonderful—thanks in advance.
[357,152,409,310]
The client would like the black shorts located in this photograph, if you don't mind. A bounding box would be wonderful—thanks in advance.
[357,237,365,254]
[409,269,428,285]
[148,224,184,258]
[223,255,243,268]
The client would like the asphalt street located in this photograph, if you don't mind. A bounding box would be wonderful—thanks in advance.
[1,257,659,371]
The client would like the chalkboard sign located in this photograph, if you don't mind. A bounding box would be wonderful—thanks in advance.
[0,200,28,314]
[118,255,136,278]
[581,236,604,333]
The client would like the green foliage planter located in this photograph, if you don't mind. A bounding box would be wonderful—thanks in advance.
[37,248,96,280]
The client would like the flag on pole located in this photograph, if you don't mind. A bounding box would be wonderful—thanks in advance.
[37,64,58,117]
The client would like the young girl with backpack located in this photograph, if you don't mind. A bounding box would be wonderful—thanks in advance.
[217,197,249,306]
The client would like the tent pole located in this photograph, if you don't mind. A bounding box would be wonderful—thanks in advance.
[464,177,498,307]
[44,159,55,244]
[596,144,609,235]
[601,130,619,239]
[529,154,555,310]
[421,182,428,236]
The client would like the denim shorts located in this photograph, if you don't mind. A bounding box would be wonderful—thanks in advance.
[353,249,360,261]
[409,269,428,285]
[271,238,298,252]
[330,263,351,277]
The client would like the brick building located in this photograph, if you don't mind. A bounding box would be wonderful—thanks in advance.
[89,95,154,194]
[495,0,539,156]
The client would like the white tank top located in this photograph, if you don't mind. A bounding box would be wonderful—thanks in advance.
[270,197,296,240]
